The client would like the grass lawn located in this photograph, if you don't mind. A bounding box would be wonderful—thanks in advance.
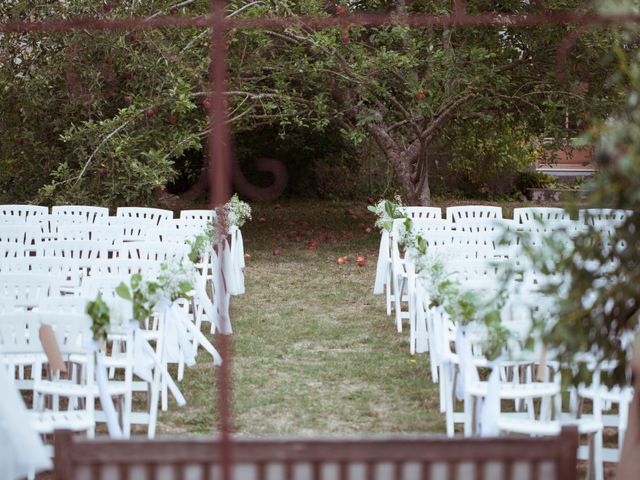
[157,198,540,436]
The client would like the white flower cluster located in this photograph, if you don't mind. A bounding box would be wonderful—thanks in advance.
[225,194,252,228]
[157,259,198,303]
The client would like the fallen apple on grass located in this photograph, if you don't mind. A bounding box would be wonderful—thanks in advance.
[356,255,367,266]
[307,240,318,250]
[273,248,281,256]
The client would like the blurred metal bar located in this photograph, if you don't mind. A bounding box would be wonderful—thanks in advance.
[3,11,640,34]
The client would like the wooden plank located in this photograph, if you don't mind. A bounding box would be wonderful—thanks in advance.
[54,429,578,479]
[53,430,74,480]
[64,436,573,464]
[558,427,579,480]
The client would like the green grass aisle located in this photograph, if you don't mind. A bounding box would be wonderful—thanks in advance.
[157,200,442,435]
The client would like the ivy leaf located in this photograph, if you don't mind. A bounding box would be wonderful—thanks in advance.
[116,283,132,300]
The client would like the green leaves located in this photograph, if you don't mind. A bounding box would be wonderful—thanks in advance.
[115,282,132,300]
[86,294,110,342]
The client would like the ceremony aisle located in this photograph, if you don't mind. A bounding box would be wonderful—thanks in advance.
[157,200,444,435]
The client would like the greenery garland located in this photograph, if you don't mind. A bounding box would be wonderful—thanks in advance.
[86,195,252,340]
[369,202,514,360]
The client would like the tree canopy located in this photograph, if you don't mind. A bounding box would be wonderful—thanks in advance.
[0,0,626,206]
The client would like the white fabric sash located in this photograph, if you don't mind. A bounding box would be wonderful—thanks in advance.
[158,301,196,367]
[131,323,186,407]
[479,358,502,437]
[90,343,124,439]
[229,227,245,295]
[210,242,233,335]
[0,364,52,479]
[373,230,390,295]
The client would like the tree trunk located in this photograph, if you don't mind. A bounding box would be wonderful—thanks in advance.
[366,122,432,206]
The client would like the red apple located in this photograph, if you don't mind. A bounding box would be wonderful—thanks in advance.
[356,255,366,267]
[415,90,426,100]
[337,6,347,16]
[307,240,318,250]
[123,95,132,105]
[97,167,108,177]
[127,33,138,43]
[145,108,154,119]
[273,248,281,256]
[103,4,113,13]
[15,137,25,145]
[167,114,177,124]
[201,99,211,110]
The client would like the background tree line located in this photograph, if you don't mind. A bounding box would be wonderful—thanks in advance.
[0,0,626,206]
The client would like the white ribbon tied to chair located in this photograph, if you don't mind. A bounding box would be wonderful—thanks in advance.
[229,226,245,295]
[130,319,187,408]
[157,300,196,367]
[210,240,233,334]
[0,364,52,479]
[479,357,503,437]
[86,340,124,439]
[454,326,503,437]
[373,230,390,295]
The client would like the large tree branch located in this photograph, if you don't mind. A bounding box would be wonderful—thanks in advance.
[421,93,476,143]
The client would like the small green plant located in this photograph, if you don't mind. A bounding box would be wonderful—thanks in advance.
[86,294,111,342]
[515,171,555,192]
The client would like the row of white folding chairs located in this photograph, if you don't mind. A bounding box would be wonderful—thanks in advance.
[385,215,600,333]
[398,205,633,227]
[407,265,612,479]
[0,204,217,224]
[0,274,193,440]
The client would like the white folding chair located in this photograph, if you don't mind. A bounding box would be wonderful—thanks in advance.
[0,311,96,442]
[180,210,216,222]
[116,207,173,226]
[0,273,63,305]
[579,208,633,229]
[446,205,503,223]
[38,240,114,276]
[0,257,82,294]
[0,225,46,254]
[51,205,109,223]
[117,241,189,263]
[31,312,96,438]
[400,206,442,220]
[93,217,151,243]
[54,224,92,241]
[0,205,48,223]
[513,207,571,224]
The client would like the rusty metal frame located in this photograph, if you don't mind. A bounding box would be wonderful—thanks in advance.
[0,2,634,479]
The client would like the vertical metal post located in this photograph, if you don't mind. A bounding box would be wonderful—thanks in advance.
[207,1,233,480]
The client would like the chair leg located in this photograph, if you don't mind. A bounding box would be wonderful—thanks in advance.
[385,268,392,316]
[393,274,403,333]
[463,394,473,436]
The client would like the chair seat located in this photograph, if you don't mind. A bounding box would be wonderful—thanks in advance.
[1,352,46,366]
[498,415,602,436]
[29,410,94,434]
[578,384,634,403]
[467,381,559,399]
[36,379,129,397]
